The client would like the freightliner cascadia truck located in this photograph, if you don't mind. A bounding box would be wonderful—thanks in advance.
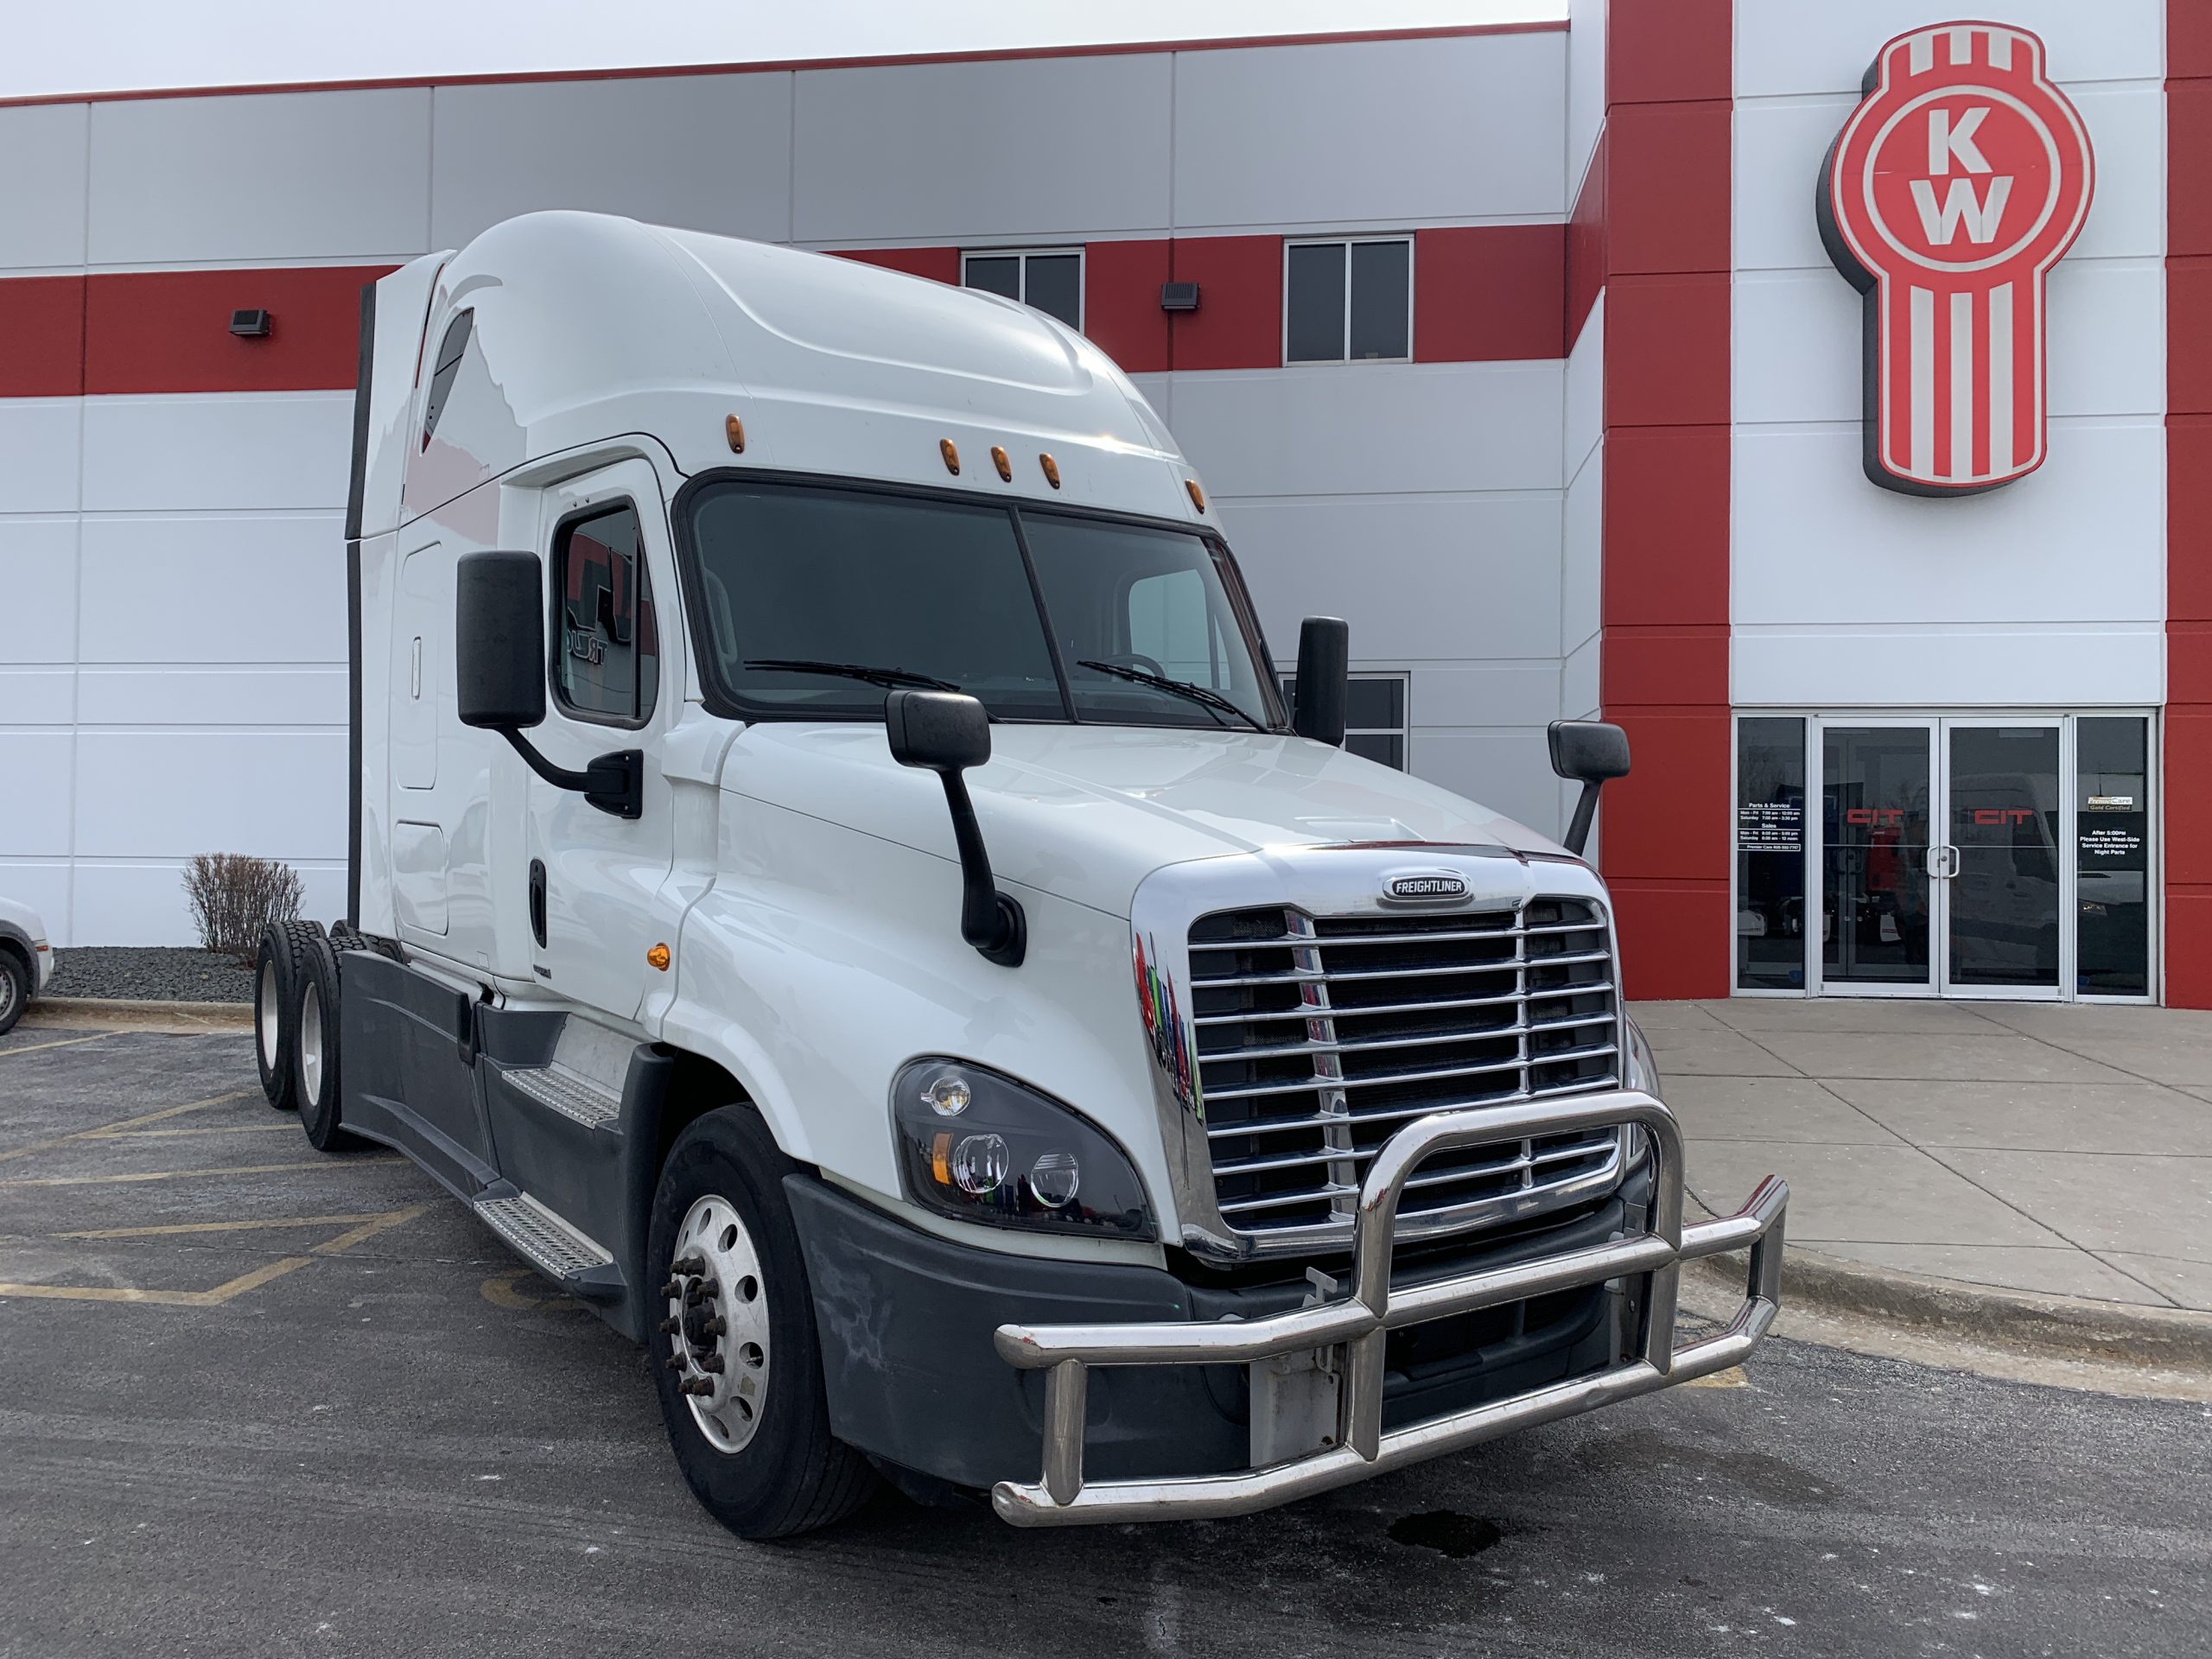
[251,212,1788,1538]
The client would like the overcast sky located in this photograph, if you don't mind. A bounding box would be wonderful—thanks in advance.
[11,1,1567,99]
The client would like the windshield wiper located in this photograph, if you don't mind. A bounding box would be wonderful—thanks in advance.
[1075,660,1265,732]
[744,658,962,692]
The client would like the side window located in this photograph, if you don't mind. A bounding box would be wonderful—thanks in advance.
[554,503,658,725]
[421,310,472,450]
[1127,568,1224,688]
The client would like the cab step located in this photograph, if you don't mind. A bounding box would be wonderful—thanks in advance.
[474,1188,620,1299]
[503,1063,621,1129]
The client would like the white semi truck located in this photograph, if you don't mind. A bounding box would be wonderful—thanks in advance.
[251,212,1787,1538]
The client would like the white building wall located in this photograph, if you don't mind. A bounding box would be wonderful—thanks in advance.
[0,30,1586,944]
[1730,0,2168,710]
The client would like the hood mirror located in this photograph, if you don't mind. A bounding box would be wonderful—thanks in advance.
[886,690,1026,968]
[1292,616,1350,747]
[1548,719,1630,858]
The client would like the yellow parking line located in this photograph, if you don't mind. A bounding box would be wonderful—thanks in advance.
[0,1090,254,1165]
[311,1205,429,1255]
[0,1205,431,1308]
[0,1033,112,1060]
[52,1211,400,1241]
[81,1122,296,1140]
[0,1157,399,1188]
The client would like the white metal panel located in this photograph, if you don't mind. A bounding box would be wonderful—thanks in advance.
[0,733,73,855]
[77,513,347,662]
[1561,448,1602,656]
[87,88,431,264]
[1562,635,1600,721]
[1403,727,1561,842]
[0,667,73,725]
[0,103,89,269]
[0,861,72,944]
[73,730,346,858]
[1563,291,1605,478]
[1566,0,1605,200]
[1735,0,2164,98]
[430,73,795,249]
[1410,661,1567,730]
[75,667,347,727]
[1733,625,2164,709]
[71,860,346,947]
[1732,421,2165,630]
[1173,35,1567,230]
[792,54,1173,242]
[0,518,79,663]
[1167,363,1566,498]
[1211,493,1563,662]
[0,401,82,513]
[82,394,353,512]
[1734,262,2164,427]
[2062,85,2168,264]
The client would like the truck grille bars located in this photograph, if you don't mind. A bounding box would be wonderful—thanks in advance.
[1189,899,1621,1241]
[990,1091,1789,1526]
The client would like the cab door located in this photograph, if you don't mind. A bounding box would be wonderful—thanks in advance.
[524,460,679,1023]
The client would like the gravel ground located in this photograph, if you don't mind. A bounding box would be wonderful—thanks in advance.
[42,944,256,1003]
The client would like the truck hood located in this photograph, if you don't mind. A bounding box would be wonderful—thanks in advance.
[718,721,1569,919]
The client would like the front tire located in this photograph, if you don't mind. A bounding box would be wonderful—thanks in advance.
[0,950,28,1037]
[294,935,360,1151]
[649,1106,877,1539]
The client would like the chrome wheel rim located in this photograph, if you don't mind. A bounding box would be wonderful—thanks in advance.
[297,979,325,1103]
[667,1193,772,1453]
[257,959,280,1070]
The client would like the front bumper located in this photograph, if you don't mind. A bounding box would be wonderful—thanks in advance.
[991,1089,1785,1526]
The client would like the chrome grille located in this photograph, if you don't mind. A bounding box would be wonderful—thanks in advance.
[1188,897,1622,1238]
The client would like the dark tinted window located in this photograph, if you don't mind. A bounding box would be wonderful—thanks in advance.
[1022,255,1082,328]
[421,311,472,450]
[1277,672,1410,770]
[2076,716,2150,996]
[554,503,658,724]
[1349,239,1411,359]
[1736,717,1806,989]
[1285,242,1345,362]
[963,256,1020,301]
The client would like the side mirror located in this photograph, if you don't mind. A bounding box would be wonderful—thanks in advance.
[456,550,548,730]
[1548,719,1631,858]
[886,690,1025,968]
[454,550,642,820]
[1292,616,1350,747]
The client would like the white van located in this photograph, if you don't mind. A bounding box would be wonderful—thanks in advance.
[252,212,1785,1537]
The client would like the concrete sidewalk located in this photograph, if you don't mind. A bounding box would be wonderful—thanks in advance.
[1637,996,2212,1328]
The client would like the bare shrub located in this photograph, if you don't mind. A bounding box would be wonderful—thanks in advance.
[181,854,304,964]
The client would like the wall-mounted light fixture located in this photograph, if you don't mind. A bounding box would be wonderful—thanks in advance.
[228,308,272,338]
[1159,283,1200,313]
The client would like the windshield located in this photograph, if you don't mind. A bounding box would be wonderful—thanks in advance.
[683,479,1285,729]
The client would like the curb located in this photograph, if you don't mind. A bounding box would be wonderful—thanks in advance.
[28,995,252,1028]
[1688,1246,2212,1370]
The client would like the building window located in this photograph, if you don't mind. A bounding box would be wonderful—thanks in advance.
[553,502,658,727]
[1284,238,1412,364]
[963,249,1083,330]
[1279,671,1410,768]
[1736,716,1808,990]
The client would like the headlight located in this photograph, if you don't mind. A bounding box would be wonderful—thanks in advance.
[891,1058,1155,1240]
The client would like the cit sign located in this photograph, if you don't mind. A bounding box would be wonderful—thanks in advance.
[1818,22,2094,496]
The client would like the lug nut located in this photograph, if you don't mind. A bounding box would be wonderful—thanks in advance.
[671,1255,705,1276]
[658,1316,681,1335]
[664,1353,684,1370]
[658,1280,682,1299]
[696,1353,725,1374]
[680,1376,715,1396]
[702,1316,728,1338]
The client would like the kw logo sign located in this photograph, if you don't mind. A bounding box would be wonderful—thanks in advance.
[1818,22,2094,496]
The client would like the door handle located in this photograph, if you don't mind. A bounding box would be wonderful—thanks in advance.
[529,858,548,949]
[1925,844,1960,880]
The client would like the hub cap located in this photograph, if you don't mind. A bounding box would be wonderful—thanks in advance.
[297,980,325,1103]
[665,1193,771,1453]
[257,959,280,1070]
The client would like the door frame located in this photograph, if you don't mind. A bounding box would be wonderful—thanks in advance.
[1731,709,2158,1004]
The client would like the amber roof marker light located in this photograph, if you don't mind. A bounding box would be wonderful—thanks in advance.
[1185,479,1206,513]
[940,438,961,475]
[1039,453,1061,489]
[724,414,745,454]
[991,445,1013,481]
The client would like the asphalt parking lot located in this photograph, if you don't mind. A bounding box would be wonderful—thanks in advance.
[2,1025,2207,1659]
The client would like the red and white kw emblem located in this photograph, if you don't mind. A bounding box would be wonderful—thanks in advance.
[1818,22,2094,496]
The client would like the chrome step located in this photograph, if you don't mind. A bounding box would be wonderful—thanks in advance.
[505,1064,621,1129]
[475,1192,613,1278]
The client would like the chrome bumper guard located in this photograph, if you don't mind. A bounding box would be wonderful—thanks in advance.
[991,1090,1787,1527]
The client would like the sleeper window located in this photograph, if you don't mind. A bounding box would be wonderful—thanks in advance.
[421,311,472,450]
[554,504,658,725]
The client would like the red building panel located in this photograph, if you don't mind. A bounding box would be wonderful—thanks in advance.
[0,276,86,397]
[1603,272,1731,429]
[1168,235,1282,372]
[830,246,961,284]
[1414,225,1566,362]
[1601,625,1729,708]
[1606,0,1733,107]
[84,266,393,395]
[1604,880,1732,1001]
[1599,710,1732,884]
[1601,428,1730,627]
[2171,3,2211,1005]
[1604,102,1732,277]
[1082,239,1171,373]
[1566,133,1608,351]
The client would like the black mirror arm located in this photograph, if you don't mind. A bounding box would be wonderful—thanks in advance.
[495,728,642,820]
[1562,782,1601,858]
[935,770,1027,967]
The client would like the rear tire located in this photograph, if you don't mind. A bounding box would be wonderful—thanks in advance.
[649,1106,878,1540]
[294,935,360,1152]
[0,950,28,1037]
[253,919,323,1110]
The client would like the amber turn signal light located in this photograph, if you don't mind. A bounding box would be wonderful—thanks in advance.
[1039,453,1060,489]
[646,943,671,971]
[991,445,1012,481]
[940,438,960,475]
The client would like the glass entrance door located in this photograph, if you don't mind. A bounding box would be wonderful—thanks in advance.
[1820,723,1936,991]
[1941,722,2064,995]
